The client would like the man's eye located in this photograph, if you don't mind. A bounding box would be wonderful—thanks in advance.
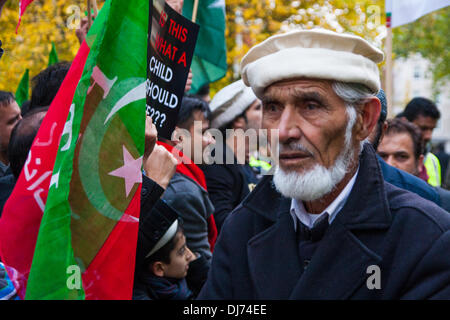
[264,104,278,112]
[305,102,320,110]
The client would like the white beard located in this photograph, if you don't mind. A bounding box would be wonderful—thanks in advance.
[273,107,358,201]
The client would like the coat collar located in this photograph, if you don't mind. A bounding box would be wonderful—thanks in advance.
[245,143,390,299]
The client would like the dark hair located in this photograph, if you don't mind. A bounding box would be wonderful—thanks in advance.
[0,91,15,108]
[8,107,48,178]
[385,118,424,161]
[403,97,440,121]
[196,83,210,97]
[371,121,384,151]
[177,96,211,129]
[145,222,183,267]
[20,100,32,116]
[218,110,248,136]
[30,62,71,110]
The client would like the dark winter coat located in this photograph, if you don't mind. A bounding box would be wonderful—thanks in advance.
[198,144,450,299]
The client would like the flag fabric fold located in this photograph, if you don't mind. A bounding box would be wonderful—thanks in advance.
[385,0,450,28]
[16,0,35,32]
[182,0,227,93]
[15,69,29,107]
[48,42,59,67]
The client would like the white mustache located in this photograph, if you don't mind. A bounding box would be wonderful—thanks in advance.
[279,141,314,157]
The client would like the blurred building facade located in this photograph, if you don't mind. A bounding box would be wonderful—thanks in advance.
[392,54,450,151]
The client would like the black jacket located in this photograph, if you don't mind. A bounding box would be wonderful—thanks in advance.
[199,144,258,233]
[198,144,450,299]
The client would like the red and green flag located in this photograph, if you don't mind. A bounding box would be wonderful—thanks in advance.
[182,0,227,93]
[15,69,29,107]
[0,0,149,300]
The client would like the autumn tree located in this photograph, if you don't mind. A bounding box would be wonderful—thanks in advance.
[0,0,105,93]
[211,0,386,94]
[392,6,449,94]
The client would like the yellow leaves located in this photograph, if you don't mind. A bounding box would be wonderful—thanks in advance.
[0,0,105,94]
[210,0,385,95]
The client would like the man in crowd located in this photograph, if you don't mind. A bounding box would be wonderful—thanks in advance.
[199,29,450,299]
[401,97,442,187]
[378,118,450,212]
[0,91,21,178]
[159,96,217,265]
[368,90,441,206]
[26,62,70,115]
[200,80,262,232]
[0,107,48,214]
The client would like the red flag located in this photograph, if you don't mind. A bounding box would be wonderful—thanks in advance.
[0,41,90,299]
[16,0,35,32]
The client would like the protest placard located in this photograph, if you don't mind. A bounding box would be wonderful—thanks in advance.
[146,0,199,139]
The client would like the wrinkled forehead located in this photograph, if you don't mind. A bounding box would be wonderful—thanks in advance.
[262,78,340,105]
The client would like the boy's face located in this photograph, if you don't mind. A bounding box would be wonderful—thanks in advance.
[162,232,194,279]
[181,110,214,163]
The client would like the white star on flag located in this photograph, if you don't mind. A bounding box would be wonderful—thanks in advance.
[108,145,143,197]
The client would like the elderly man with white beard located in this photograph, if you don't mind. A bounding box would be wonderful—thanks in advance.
[197,29,450,300]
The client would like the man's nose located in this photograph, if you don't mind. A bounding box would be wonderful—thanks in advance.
[386,155,397,168]
[204,132,215,145]
[278,106,302,143]
[422,130,432,143]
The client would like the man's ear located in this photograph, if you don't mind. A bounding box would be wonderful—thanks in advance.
[355,97,381,142]
[151,261,165,277]
[417,154,425,175]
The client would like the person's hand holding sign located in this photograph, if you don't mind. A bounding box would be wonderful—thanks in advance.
[143,144,178,190]
[144,116,158,161]
[166,0,184,14]
[185,69,193,92]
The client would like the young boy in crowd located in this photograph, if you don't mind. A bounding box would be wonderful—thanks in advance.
[133,201,209,300]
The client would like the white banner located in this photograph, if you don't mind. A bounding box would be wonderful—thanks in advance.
[386,0,450,28]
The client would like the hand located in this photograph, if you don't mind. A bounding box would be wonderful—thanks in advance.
[166,0,184,14]
[144,116,158,162]
[185,69,193,93]
[75,17,89,45]
[143,144,178,190]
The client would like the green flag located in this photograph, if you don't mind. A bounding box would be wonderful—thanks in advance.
[48,41,59,67]
[183,0,227,93]
[15,69,29,107]
[25,0,147,299]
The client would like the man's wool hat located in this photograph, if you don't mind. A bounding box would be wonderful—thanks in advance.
[240,28,384,98]
[209,79,257,129]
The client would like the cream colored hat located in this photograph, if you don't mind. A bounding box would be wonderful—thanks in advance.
[240,28,384,98]
[209,79,257,129]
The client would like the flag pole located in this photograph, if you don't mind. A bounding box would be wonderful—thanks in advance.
[192,0,199,22]
[87,0,92,29]
[385,12,393,118]
[92,0,98,17]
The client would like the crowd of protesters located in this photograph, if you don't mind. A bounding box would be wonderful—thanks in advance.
[1,1,450,301]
